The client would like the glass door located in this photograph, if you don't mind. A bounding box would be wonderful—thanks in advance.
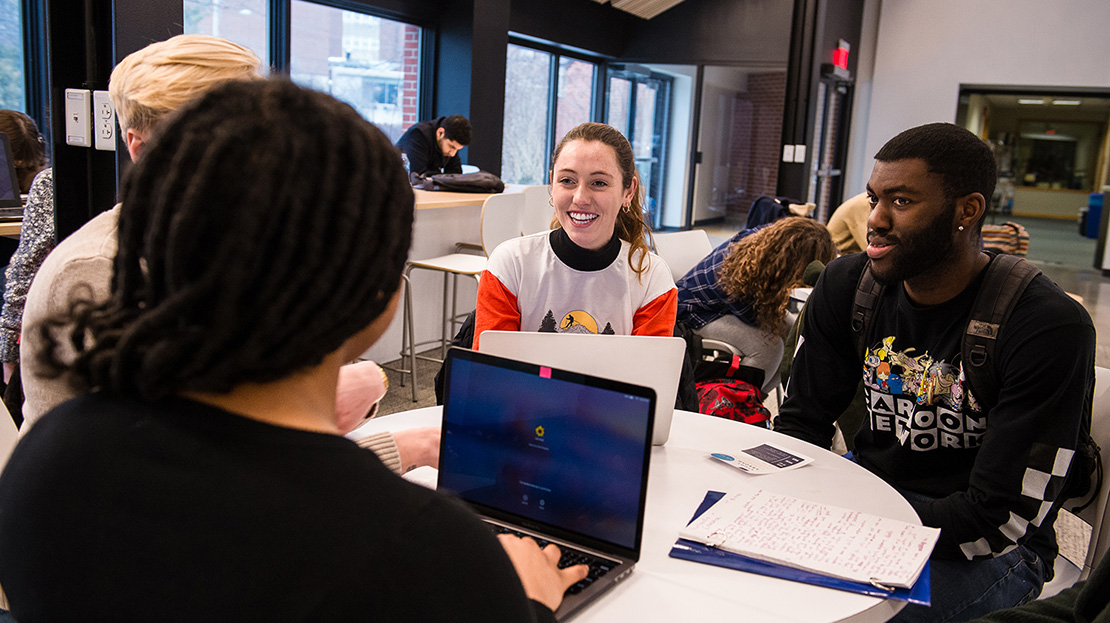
[807,79,852,222]
[607,67,671,229]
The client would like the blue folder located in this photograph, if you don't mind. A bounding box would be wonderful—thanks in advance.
[668,490,932,606]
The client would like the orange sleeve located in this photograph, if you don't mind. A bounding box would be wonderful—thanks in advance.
[632,288,677,337]
[473,271,521,349]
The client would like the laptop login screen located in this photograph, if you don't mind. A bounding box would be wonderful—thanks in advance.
[441,355,652,551]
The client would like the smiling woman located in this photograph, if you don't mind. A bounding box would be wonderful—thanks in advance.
[472,122,678,349]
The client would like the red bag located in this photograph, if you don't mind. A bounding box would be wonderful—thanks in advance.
[696,378,770,427]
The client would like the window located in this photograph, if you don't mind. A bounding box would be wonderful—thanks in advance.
[502,42,597,185]
[183,0,269,65]
[0,0,24,110]
[290,2,420,143]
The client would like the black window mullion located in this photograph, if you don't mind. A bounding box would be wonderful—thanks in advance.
[269,0,291,73]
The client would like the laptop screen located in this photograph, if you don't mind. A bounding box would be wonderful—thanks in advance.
[0,134,21,205]
[440,349,654,551]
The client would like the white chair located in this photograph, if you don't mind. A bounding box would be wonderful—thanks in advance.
[1040,365,1110,597]
[1073,366,1110,580]
[393,192,526,400]
[520,185,553,236]
[653,229,714,282]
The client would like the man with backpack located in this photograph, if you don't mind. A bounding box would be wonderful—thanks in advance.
[775,123,1096,622]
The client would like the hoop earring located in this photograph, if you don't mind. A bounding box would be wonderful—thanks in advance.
[621,202,632,214]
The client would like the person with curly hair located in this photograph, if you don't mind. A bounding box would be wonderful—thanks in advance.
[675,217,835,393]
[677,217,836,335]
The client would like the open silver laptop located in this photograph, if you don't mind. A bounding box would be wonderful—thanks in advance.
[478,331,685,445]
[439,347,655,621]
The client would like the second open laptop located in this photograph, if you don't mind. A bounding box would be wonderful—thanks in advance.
[477,330,686,445]
[439,347,655,622]
[0,133,25,217]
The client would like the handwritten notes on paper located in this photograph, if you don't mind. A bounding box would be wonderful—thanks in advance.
[679,488,939,588]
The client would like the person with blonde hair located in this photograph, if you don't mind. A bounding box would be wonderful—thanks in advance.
[17,35,438,473]
[677,217,836,339]
[18,34,263,431]
[473,122,676,348]
[108,34,264,161]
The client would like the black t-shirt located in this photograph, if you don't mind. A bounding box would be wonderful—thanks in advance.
[775,252,1095,563]
[0,393,553,623]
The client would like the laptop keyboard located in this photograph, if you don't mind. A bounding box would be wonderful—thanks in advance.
[490,525,617,594]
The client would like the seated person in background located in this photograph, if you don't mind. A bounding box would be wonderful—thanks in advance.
[1,166,52,388]
[18,34,435,473]
[473,122,676,349]
[0,78,585,622]
[0,111,49,314]
[774,122,1094,622]
[675,217,835,390]
[395,114,470,175]
[0,110,48,194]
[677,217,835,337]
[826,191,869,254]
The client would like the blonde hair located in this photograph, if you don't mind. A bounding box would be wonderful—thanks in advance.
[719,217,836,336]
[109,34,264,134]
[550,123,653,277]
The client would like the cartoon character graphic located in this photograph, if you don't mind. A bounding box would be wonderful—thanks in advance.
[875,361,891,391]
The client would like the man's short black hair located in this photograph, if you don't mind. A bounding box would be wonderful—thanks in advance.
[874,122,997,208]
[439,115,471,145]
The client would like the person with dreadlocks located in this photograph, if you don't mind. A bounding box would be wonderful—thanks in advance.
[472,122,677,349]
[0,78,586,621]
[17,34,437,472]
[676,216,837,341]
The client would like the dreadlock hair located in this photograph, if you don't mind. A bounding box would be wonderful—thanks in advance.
[38,78,414,400]
[874,122,996,231]
[550,122,653,278]
[718,217,836,337]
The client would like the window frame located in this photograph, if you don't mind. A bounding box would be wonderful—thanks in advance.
[504,34,607,184]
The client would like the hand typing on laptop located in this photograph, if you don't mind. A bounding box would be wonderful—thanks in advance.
[498,534,590,612]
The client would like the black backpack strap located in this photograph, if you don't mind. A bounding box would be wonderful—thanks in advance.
[852,263,883,360]
[961,253,1040,408]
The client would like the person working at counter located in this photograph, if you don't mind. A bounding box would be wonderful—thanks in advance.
[774,122,1095,622]
[395,114,471,175]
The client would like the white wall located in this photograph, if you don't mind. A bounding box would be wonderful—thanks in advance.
[847,0,1110,195]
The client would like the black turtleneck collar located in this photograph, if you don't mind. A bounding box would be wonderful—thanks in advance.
[549,228,621,272]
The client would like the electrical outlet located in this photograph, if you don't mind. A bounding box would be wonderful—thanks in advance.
[64,88,92,147]
[93,90,116,151]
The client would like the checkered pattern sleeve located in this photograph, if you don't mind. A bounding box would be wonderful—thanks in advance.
[913,285,1095,562]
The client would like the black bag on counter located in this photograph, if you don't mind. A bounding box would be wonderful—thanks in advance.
[410,171,505,193]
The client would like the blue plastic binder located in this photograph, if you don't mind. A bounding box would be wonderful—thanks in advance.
[668,491,931,606]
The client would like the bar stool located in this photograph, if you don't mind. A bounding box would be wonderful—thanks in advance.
[394,192,526,400]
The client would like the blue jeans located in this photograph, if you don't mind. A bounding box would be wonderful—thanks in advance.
[890,490,1049,623]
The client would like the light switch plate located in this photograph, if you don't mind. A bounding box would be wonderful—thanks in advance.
[93,90,115,151]
[65,88,92,147]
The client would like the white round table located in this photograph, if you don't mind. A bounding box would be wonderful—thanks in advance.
[349,408,918,623]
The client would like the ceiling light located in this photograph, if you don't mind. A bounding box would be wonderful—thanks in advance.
[1052,99,1082,105]
[1018,99,1046,105]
